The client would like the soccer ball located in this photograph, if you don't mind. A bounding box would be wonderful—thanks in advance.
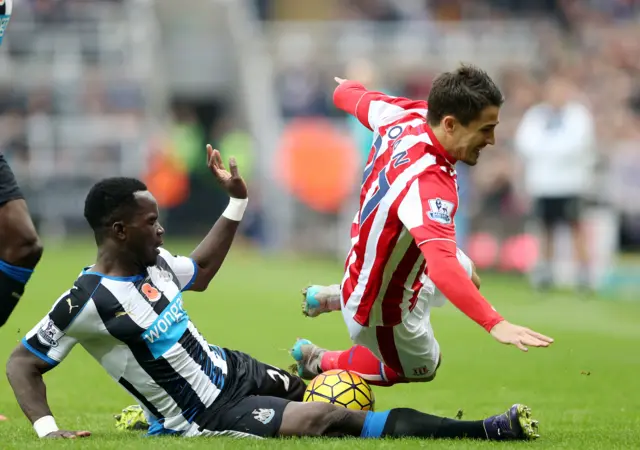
[303,369,375,411]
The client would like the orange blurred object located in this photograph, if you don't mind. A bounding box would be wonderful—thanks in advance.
[277,118,359,213]
[144,143,190,209]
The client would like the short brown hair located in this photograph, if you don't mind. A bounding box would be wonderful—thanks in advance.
[426,64,504,126]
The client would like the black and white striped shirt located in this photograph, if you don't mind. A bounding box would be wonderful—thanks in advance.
[23,248,229,436]
[0,0,13,46]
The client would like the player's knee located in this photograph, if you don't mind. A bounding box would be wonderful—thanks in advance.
[1,230,43,268]
[21,237,43,268]
[13,238,43,268]
[298,403,347,436]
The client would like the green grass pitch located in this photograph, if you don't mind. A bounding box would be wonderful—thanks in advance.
[1,239,639,449]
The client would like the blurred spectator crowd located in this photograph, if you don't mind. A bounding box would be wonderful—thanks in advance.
[1,0,639,253]
[267,0,640,249]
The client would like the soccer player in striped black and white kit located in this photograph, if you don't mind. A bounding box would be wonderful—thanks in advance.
[292,66,554,387]
[6,146,540,440]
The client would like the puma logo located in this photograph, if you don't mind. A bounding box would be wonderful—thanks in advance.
[66,298,79,314]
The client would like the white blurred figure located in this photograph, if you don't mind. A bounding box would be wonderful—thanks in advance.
[515,75,596,291]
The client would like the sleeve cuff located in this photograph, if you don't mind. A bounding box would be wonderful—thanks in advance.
[417,238,457,247]
[181,259,199,292]
[21,338,58,366]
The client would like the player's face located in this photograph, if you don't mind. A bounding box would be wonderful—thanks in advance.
[125,191,165,267]
[448,106,500,166]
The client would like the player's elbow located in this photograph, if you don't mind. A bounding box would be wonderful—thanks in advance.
[6,344,50,383]
[427,263,449,286]
[6,346,27,384]
[6,349,44,403]
[188,282,208,293]
[186,270,213,293]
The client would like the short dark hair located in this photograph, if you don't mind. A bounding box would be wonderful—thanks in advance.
[426,64,504,126]
[84,177,148,240]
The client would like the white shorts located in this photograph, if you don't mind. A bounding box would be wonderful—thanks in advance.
[342,297,440,380]
[340,247,474,380]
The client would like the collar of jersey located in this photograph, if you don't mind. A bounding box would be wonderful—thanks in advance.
[82,270,144,282]
[424,125,457,166]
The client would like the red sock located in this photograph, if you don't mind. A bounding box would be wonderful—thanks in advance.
[320,345,407,387]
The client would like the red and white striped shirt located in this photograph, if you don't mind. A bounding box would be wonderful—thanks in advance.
[335,81,503,331]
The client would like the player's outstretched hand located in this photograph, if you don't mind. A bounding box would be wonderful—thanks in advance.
[206,144,248,199]
[489,320,554,352]
[44,430,91,439]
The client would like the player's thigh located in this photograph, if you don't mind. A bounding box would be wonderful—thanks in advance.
[341,306,440,380]
[341,307,384,359]
[362,300,440,381]
[224,349,306,401]
[390,315,441,381]
[0,199,41,264]
[0,156,40,264]
[0,155,24,206]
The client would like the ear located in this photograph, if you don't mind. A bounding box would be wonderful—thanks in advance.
[112,221,126,241]
[441,115,458,134]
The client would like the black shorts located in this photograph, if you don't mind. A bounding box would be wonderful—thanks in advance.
[0,154,24,206]
[198,349,306,438]
[535,196,582,226]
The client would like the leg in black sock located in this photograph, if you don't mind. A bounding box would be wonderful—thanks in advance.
[382,408,487,439]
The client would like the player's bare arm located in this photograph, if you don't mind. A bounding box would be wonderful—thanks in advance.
[6,344,90,439]
[187,145,248,292]
[471,260,481,289]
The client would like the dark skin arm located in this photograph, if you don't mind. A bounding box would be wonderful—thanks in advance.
[6,343,90,438]
[187,145,248,292]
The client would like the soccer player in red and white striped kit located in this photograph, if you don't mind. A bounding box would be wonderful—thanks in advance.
[291,65,553,387]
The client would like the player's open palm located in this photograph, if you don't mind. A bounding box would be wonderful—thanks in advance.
[490,320,554,352]
[45,430,91,439]
[206,144,248,199]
